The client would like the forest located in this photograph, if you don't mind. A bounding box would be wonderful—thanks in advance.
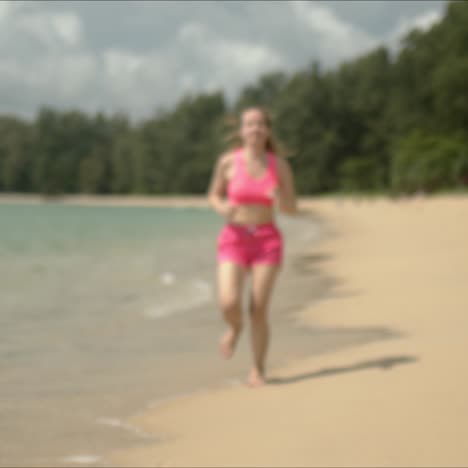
[0,0,467,196]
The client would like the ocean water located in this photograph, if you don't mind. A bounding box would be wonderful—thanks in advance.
[0,203,308,466]
[0,202,394,467]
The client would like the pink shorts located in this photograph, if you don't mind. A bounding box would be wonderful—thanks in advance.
[217,222,283,268]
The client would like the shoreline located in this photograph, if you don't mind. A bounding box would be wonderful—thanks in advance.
[1,193,341,467]
[0,191,453,209]
[0,193,212,208]
[107,193,468,467]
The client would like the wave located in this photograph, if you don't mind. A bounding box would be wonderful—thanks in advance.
[143,277,213,320]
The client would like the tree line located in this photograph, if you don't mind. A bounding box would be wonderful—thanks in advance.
[0,0,467,196]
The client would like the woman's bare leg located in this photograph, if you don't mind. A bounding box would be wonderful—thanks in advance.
[217,261,248,359]
[247,263,280,387]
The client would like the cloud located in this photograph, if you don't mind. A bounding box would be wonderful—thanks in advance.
[0,1,11,22]
[0,0,449,121]
[176,21,286,96]
[387,8,443,49]
[289,0,378,64]
[16,12,82,48]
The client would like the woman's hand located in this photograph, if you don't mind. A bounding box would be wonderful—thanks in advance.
[274,158,298,215]
[268,186,280,202]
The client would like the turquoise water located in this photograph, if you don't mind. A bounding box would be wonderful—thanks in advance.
[0,202,391,467]
[0,203,227,466]
[1,203,222,322]
[0,203,394,466]
[0,203,321,466]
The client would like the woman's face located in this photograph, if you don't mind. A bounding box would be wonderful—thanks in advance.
[240,108,270,149]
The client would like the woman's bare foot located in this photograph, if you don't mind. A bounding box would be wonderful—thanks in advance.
[247,367,266,388]
[219,326,241,359]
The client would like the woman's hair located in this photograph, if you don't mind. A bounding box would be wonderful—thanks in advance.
[223,106,293,158]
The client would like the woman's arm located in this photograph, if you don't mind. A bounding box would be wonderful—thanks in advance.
[275,156,298,215]
[207,153,235,219]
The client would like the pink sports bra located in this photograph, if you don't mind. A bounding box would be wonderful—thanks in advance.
[227,148,279,206]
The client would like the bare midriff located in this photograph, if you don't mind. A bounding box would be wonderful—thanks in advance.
[228,204,275,226]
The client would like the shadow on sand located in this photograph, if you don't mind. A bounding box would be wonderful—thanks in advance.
[267,355,418,385]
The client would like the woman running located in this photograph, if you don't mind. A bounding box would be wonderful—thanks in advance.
[207,106,298,388]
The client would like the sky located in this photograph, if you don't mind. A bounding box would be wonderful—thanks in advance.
[0,0,448,121]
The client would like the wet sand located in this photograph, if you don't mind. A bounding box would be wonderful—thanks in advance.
[107,193,468,467]
[3,192,382,466]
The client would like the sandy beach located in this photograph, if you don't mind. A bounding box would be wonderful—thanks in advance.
[100,193,468,467]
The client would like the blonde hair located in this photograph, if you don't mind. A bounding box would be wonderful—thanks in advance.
[223,106,293,158]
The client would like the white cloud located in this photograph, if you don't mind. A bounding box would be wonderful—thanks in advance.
[0,54,96,100]
[50,13,83,47]
[0,0,30,22]
[177,21,285,73]
[410,9,442,31]
[57,55,97,98]
[290,0,378,64]
[0,1,12,22]
[0,1,449,120]
[387,9,443,49]
[176,21,285,98]
[16,12,82,49]
[103,49,145,78]
[100,49,172,111]
[292,0,358,40]
[212,38,284,73]
[178,22,205,42]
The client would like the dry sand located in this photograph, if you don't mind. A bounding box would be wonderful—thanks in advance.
[105,193,468,467]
